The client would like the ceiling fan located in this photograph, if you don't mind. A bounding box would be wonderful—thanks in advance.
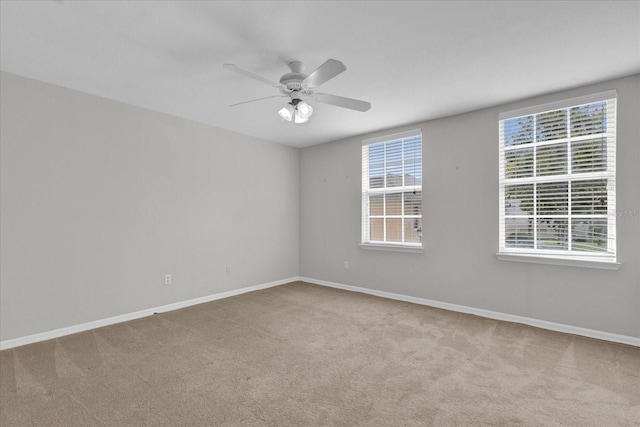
[223,59,371,124]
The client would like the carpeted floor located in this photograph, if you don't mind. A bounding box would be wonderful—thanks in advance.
[1,281,639,426]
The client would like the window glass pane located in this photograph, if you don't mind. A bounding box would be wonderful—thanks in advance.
[385,193,402,215]
[571,179,607,215]
[536,143,567,176]
[369,194,383,216]
[504,116,533,146]
[570,102,606,137]
[369,171,384,188]
[505,218,534,248]
[369,143,385,189]
[385,173,404,188]
[537,182,568,215]
[505,184,533,216]
[368,143,384,169]
[536,109,567,142]
[572,139,607,173]
[537,218,568,250]
[572,219,608,252]
[404,191,422,216]
[404,137,422,181]
[404,174,421,188]
[385,218,402,242]
[404,218,422,243]
[370,218,384,241]
[385,140,403,187]
[505,148,533,179]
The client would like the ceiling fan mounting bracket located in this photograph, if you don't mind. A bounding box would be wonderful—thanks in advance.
[288,61,305,74]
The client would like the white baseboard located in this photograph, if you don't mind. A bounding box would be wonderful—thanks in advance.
[0,277,297,351]
[3,276,638,350]
[300,276,640,348]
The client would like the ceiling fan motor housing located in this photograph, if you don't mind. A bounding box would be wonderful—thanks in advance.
[279,61,315,96]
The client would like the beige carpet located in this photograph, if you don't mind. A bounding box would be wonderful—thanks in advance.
[1,281,638,426]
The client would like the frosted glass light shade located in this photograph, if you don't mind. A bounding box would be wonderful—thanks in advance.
[297,102,313,118]
[278,104,294,121]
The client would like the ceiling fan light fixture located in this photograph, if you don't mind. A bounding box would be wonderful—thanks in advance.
[279,99,313,124]
[294,113,309,124]
[296,101,313,119]
[278,104,294,121]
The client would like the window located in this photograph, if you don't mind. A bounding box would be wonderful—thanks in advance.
[498,90,618,268]
[362,129,422,251]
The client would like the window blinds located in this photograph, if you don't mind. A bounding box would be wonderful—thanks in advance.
[498,90,617,261]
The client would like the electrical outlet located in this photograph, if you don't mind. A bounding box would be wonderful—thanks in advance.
[344,261,349,269]
[164,274,171,285]
[226,266,231,275]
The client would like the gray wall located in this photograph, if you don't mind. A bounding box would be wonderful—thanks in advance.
[300,74,640,338]
[1,72,300,341]
[2,71,638,343]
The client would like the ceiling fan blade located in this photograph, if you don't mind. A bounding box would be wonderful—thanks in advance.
[303,59,346,88]
[315,93,371,112]
[229,95,286,107]
[223,64,284,88]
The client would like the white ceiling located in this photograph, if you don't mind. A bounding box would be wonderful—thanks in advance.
[1,1,639,148]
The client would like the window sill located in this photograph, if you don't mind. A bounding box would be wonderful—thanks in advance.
[360,243,423,253]
[496,253,621,270]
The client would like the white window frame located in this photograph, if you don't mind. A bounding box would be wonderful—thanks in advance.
[361,129,423,253]
[497,90,620,270]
